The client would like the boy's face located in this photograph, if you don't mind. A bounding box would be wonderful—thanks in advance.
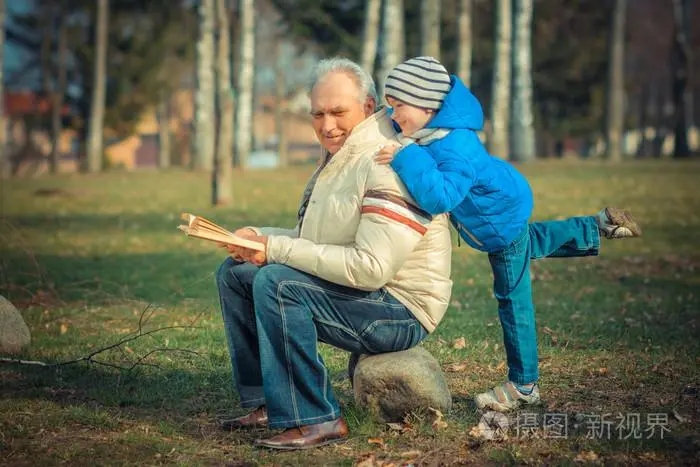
[386,96,435,136]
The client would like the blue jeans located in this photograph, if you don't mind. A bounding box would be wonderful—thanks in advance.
[215,259,428,429]
[488,216,600,385]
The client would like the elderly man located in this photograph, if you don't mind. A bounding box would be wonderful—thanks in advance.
[215,57,453,450]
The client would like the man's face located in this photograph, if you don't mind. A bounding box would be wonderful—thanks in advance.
[310,72,375,155]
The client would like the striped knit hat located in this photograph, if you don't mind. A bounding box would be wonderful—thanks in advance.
[384,56,452,110]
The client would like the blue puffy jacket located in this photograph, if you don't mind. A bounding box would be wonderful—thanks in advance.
[389,76,533,253]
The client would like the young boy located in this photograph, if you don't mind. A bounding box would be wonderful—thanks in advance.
[376,56,642,412]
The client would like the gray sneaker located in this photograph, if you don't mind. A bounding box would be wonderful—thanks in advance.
[596,207,642,239]
[474,381,541,412]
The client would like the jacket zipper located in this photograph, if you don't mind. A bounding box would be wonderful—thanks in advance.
[457,222,484,247]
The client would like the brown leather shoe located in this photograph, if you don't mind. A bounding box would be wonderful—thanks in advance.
[254,417,348,450]
[220,406,268,431]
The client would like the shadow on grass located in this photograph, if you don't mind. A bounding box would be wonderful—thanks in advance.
[1,359,236,414]
[2,250,224,305]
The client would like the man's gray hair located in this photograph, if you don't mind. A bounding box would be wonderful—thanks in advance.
[308,57,378,104]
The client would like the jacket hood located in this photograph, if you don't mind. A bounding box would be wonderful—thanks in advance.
[425,75,484,131]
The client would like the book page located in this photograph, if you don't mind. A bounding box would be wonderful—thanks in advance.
[178,213,265,252]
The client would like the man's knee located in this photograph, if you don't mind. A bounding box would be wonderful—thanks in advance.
[252,264,296,297]
[215,257,238,288]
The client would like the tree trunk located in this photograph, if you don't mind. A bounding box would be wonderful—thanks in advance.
[651,82,666,158]
[489,0,512,159]
[236,0,255,169]
[275,40,289,168]
[635,82,650,158]
[212,0,234,205]
[421,0,441,60]
[194,0,216,171]
[0,0,5,179]
[671,0,691,158]
[40,5,54,173]
[157,93,171,169]
[510,0,536,162]
[86,0,109,173]
[379,0,405,96]
[361,0,381,75]
[51,8,68,174]
[605,0,626,162]
[457,0,472,87]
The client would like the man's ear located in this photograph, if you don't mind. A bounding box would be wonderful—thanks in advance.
[364,97,377,116]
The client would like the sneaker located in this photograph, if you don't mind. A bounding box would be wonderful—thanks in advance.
[474,381,541,412]
[596,207,642,239]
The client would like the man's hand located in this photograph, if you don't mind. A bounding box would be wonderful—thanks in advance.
[222,235,268,266]
[233,227,257,238]
[217,227,259,261]
[374,144,400,165]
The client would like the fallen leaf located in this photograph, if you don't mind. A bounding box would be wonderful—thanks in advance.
[453,337,466,349]
[428,407,448,430]
[597,367,608,376]
[355,454,377,467]
[574,451,599,463]
[445,362,468,372]
[400,450,422,458]
[386,423,404,431]
[125,346,134,354]
[367,437,385,448]
[60,323,68,335]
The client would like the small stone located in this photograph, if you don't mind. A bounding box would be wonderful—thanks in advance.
[351,346,452,422]
[0,295,31,354]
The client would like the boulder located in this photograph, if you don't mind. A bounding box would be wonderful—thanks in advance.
[0,295,31,354]
[351,346,452,422]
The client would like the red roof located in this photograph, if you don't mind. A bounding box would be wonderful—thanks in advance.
[3,91,71,117]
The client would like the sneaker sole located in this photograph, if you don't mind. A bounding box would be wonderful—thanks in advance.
[606,207,642,236]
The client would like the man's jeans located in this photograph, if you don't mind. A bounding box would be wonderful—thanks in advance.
[215,259,428,429]
[488,216,600,385]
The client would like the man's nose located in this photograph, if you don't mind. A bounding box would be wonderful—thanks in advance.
[320,115,336,134]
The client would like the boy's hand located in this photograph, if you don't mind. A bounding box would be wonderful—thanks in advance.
[374,144,400,165]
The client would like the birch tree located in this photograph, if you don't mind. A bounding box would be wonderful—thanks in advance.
[671,0,691,158]
[157,94,171,169]
[194,0,216,171]
[50,8,68,174]
[379,0,405,96]
[605,0,626,162]
[86,0,109,173]
[275,40,289,168]
[213,0,234,205]
[361,0,381,75]
[457,0,472,87]
[421,0,441,60]
[489,0,512,159]
[510,0,535,162]
[236,0,255,169]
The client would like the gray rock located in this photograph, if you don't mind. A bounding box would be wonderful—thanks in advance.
[352,346,452,422]
[0,295,31,354]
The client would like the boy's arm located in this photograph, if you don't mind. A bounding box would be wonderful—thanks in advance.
[390,138,474,215]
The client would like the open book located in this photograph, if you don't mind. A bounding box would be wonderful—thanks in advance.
[177,213,265,252]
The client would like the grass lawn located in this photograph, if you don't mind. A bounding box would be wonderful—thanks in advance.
[1,159,699,466]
